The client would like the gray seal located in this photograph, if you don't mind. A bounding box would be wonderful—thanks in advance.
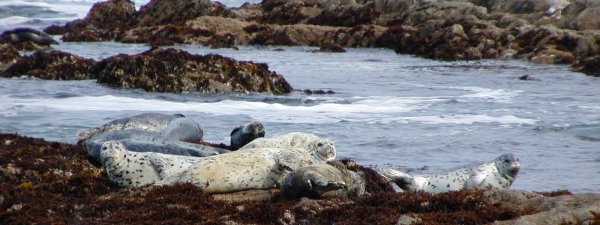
[76,113,203,142]
[1,28,59,45]
[229,121,265,149]
[381,153,520,193]
[84,129,230,160]
[281,160,366,198]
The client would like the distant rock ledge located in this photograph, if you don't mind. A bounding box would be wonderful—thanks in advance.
[0,133,598,224]
[0,48,292,95]
[42,0,600,77]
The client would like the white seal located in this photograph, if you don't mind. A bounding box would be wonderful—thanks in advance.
[100,141,206,186]
[381,153,520,193]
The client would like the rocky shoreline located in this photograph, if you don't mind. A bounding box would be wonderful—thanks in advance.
[34,0,600,77]
[0,133,598,224]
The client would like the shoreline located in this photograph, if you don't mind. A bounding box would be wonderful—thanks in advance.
[1,132,598,224]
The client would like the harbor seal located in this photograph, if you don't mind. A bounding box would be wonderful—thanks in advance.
[76,113,203,142]
[229,121,265,149]
[1,28,59,45]
[381,153,520,193]
[153,135,337,193]
[240,132,335,158]
[100,141,207,186]
[84,129,230,160]
[281,160,366,198]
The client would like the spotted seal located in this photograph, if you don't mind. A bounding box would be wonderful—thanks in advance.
[281,160,366,198]
[100,141,207,186]
[381,153,520,193]
[1,28,59,45]
[148,133,337,193]
[84,129,230,160]
[240,132,335,157]
[76,113,203,142]
[229,121,265,149]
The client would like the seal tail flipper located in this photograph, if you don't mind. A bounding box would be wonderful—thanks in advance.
[381,168,414,191]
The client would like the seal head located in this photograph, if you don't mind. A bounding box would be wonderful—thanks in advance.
[494,153,520,181]
[230,121,265,149]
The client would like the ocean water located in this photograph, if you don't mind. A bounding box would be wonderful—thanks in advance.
[1,0,599,193]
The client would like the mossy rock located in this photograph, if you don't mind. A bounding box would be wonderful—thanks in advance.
[94,48,293,94]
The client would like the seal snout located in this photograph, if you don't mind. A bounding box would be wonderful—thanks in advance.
[100,141,125,162]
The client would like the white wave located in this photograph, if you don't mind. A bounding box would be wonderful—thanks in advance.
[384,114,537,125]
[455,87,521,103]
[0,95,536,125]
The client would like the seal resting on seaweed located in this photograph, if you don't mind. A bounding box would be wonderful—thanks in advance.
[76,113,203,143]
[100,141,207,186]
[229,121,265,149]
[381,153,520,193]
[147,133,336,193]
[281,160,366,198]
[1,28,59,45]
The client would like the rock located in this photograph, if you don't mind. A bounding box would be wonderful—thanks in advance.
[1,50,97,80]
[0,43,20,72]
[518,75,540,81]
[481,0,557,14]
[307,4,380,27]
[260,0,318,25]
[574,56,600,77]
[133,0,231,27]
[395,214,422,225]
[54,0,136,41]
[303,89,336,95]
[93,48,292,94]
[314,39,347,52]
[485,189,600,225]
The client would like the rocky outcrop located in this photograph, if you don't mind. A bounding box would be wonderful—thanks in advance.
[45,0,600,76]
[1,50,96,80]
[0,47,293,94]
[0,44,20,72]
[133,0,232,27]
[94,48,292,94]
[46,0,135,41]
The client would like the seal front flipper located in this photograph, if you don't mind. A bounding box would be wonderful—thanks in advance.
[381,168,415,191]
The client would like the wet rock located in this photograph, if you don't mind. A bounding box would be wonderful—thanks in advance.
[314,41,347,53]
[307,4,379,27]
[1,50,97,80]
[53,0,136,41]
[518,75,540,81]
[260,0,318,25]
[303,89,336,95]
[574,56,600,77]
[93,48,292,94]
[133,0,231,27]
[0,43,20,72]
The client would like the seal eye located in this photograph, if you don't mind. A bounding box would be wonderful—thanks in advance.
[317,143,323,147]
[504,159,510,164]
